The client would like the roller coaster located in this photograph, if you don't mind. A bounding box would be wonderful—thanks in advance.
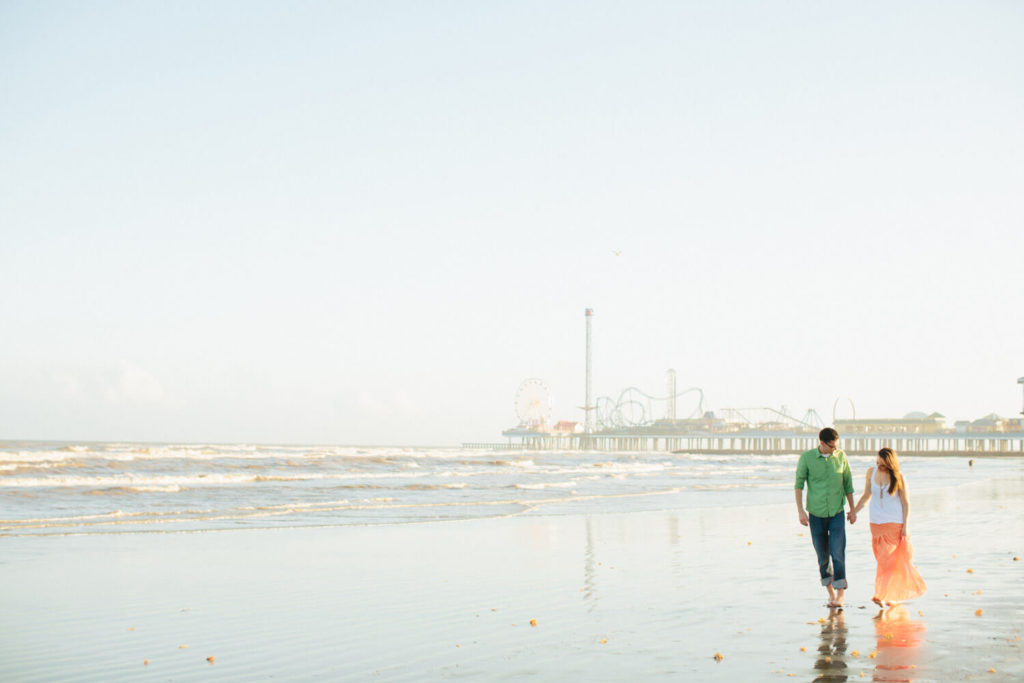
[594,388,823,431]
[595,386,705,428]
[510,377,825,433]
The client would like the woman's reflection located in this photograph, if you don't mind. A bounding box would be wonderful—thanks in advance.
[872,605,926,682]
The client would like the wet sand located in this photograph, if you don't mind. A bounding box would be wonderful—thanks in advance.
[1,472,1021,681]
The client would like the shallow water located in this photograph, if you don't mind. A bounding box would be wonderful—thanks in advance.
[1,473,1020,681]
[2,441,1021,535]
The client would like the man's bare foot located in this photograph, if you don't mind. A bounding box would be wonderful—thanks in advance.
[826,586,837,607]
[835,589,845,608]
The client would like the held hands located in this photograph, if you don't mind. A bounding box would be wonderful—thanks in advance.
[847,509,857,524]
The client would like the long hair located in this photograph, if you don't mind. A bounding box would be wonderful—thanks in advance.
[877,447,903,496]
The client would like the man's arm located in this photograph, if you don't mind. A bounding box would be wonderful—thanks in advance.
[795,488,808,526]
[794,452,809,526]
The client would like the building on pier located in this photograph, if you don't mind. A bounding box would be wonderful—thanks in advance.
[835,411,946,434]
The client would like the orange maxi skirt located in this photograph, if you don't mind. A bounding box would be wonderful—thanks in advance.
[871,523,927,603]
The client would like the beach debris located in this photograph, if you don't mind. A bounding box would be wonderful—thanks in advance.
[713,652,724,662]
[800,647,806,652]
[1014,556,1020,561]
[817,617,826,624]
[491,608,498,611]
[851,650,860,657]
[989,668,996,673]
[207,656,215,665]
[918,610,924,616]
[976,609,984,616]
[747,541,752,545]
[143,660,149,666]
[868,651,877,659]
[600,639,607,644]
[530,619,538,627]
[824,656,832,663]
[127,627,134,632]
[967,568,974,573]
[456,644,460,648]
[179,645,188,649]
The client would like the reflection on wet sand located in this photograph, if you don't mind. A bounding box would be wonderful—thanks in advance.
[814,607,848,682]
[583,518,597,609]
[873,605,926,682]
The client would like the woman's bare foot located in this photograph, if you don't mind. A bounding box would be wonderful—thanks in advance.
[872,597,884,608]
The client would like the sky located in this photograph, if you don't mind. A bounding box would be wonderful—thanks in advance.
[1,1,1022,445]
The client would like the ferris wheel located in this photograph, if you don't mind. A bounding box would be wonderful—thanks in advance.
[515,378,552,429]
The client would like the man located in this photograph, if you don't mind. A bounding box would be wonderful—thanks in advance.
[795,427,856,608]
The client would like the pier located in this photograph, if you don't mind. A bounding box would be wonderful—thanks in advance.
[482,429,1024,456]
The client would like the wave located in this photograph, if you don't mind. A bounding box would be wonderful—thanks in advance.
[405,483,468,490]
[512,481,578,490]
[0,486,693,534]
[0,444,490,466]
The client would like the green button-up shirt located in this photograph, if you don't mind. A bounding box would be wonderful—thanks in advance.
[795,447,854,518]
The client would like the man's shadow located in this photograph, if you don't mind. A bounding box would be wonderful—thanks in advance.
[813,606,848,682]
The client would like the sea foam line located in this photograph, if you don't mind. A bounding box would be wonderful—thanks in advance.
[0,487,688,533]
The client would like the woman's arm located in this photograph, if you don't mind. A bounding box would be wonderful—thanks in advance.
[853,468,873,513]
[899,475,910,537]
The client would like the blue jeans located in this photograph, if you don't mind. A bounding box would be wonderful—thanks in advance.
[808,512,847,590]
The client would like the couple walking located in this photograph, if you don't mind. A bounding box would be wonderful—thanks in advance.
[794,428,927,608]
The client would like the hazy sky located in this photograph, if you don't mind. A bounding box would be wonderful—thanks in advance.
[2,1,1022,445]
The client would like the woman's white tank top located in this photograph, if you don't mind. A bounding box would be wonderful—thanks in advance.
[869,470,904,524]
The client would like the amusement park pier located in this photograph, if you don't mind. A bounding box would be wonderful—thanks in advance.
[468,309,1024,457]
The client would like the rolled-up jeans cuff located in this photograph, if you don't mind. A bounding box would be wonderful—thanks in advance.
[832,578,847,590]
[820,577,833,587]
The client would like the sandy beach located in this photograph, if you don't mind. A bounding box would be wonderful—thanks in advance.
[1,466,1021,681]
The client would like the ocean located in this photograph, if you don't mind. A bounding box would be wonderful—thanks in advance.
[2,440,1020,536]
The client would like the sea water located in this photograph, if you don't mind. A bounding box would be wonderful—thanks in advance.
[1,441,1019,535]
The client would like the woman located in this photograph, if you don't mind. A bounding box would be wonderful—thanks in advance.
[852,447,927,607]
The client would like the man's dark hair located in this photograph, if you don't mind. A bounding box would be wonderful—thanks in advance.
[819,427,839,443]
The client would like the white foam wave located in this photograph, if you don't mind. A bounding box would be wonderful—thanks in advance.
[0,469,435,490]
[513,481,578,490]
